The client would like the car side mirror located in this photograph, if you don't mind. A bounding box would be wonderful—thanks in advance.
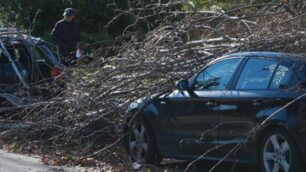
[175,79,189,90]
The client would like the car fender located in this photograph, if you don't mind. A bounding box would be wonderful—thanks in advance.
[253,117,305,164]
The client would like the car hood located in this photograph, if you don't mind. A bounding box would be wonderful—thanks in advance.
[127,90,192,112]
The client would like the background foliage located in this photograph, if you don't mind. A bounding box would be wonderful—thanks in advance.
[0,0,301,42]
[0,0,132,41]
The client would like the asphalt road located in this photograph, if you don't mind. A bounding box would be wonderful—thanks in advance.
[0,149,258,172]
[0,150,90,172]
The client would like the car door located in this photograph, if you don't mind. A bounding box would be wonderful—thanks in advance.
[216,58,295,160]
[0,51,19,84]
[159,58,243,157]
[0,46,28,85]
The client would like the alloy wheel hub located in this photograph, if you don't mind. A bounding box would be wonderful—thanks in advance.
[129,124,148,162]
[263,134,291,172]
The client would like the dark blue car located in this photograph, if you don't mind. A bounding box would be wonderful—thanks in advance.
[124,52,306,172]
[0,28,64,113]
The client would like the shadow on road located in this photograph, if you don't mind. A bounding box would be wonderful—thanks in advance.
[160,159,258,172]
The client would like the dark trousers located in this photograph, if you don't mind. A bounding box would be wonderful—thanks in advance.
[58,45,76,66]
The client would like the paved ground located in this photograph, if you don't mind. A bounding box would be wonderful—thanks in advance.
[0,150,90,172]
[0,149,258,172]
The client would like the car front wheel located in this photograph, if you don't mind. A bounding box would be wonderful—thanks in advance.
[124,117,161,165]
[259,128,303,172]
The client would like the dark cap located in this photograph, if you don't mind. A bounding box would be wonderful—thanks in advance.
[63,8,74,17]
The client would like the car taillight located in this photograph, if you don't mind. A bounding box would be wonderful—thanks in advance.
[50,67,61,78]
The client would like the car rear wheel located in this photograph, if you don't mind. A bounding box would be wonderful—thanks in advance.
[124,117,161,165]
[259,128,303,172]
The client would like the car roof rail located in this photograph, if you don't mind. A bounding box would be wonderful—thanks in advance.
[0,27,25,37]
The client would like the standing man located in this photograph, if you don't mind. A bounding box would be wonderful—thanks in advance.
[51,8,80,65]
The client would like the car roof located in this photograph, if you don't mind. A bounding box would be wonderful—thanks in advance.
[221,51,306,66]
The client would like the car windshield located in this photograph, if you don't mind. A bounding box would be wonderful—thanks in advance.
[34,43,62,67]
[6,44,31,68]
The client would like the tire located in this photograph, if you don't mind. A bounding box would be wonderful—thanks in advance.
[259,128,304,172]
[124,116,161,165]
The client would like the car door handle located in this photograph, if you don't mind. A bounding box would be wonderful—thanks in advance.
[252,100,264,106]
[206,101,218,108]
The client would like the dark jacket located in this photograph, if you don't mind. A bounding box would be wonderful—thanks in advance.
[51,19,80,58]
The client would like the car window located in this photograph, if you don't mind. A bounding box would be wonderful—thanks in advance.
[1,47,29,64]
[32,46,48,62]
[270,65,292,89]
[193,58,241,90]
[37,44,61,65]
[236,59,277,89]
